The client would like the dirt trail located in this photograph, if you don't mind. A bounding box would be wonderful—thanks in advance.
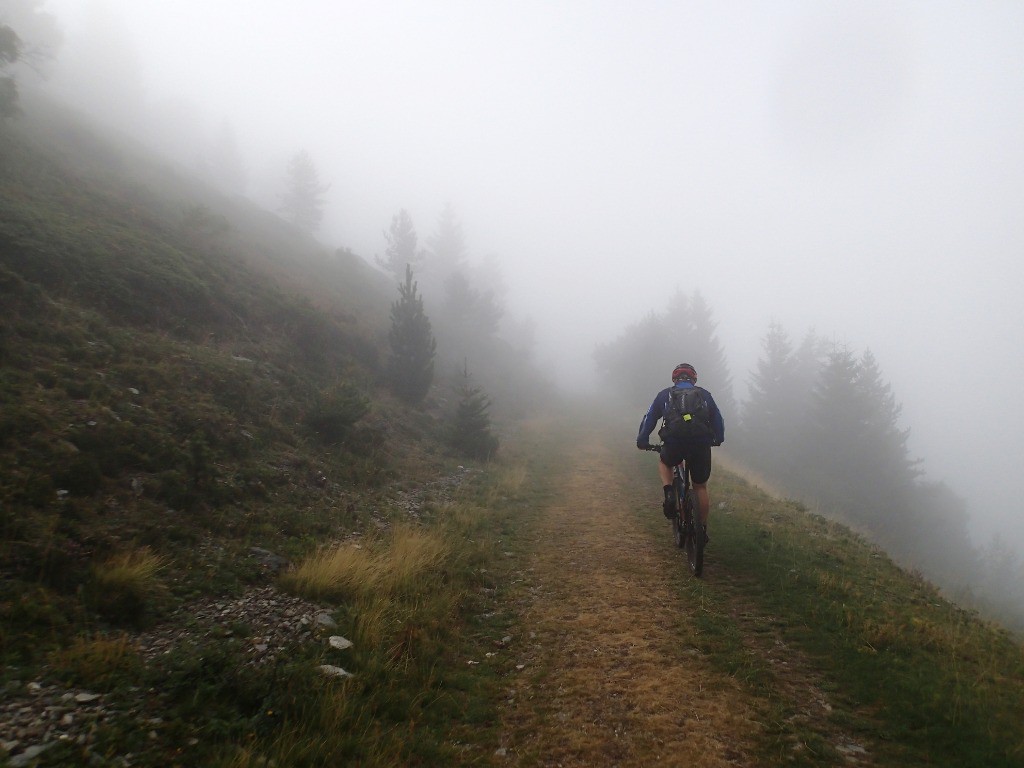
[497,439,762,766]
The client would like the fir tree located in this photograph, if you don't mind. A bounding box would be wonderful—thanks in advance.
[449,364,499,460]
[376,209,422,281]
[799,345,864,511]
[281,150,329,233]
[593,289,733,413]
[739,321,799,476]
[685,290,735,416]
[0,25,21,119]
[387,265,436,403]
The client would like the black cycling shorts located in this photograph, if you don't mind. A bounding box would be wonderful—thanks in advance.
[659,444,712,485]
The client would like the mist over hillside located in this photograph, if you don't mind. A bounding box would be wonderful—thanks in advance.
[3,1,1022,627]
[2,8,1024,765]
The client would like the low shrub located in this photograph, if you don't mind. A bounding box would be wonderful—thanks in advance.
[87,547,168,627]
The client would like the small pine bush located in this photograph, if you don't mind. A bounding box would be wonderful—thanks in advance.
[448,367,498,460]
[305,382,369,444]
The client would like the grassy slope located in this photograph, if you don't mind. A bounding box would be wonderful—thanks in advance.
[621,441,1024,767]
[0,95,541,766]
[0,98,425,647]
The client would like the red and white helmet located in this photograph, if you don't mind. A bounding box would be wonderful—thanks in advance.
[671,363,697,383]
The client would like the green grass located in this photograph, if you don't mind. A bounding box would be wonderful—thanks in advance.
[198,445,553,767]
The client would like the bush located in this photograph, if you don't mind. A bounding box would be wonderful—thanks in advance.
[448,369,498,460]
[87,548,168,627]
[304,382,369,444]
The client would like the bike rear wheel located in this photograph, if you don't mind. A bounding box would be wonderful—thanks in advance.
[671,477,685,548]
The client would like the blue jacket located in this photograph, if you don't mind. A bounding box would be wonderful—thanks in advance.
[637,381,725,448]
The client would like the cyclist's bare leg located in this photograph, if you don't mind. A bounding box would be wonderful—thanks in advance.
[657,461,673,487]
[693,482,710,526]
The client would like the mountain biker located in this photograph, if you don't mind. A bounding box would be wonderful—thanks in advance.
[636,363,725,539]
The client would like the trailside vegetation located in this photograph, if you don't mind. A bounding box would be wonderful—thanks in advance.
[448,365,500,461]
[387,264,436,404]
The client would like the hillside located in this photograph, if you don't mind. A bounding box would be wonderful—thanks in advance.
[2,97,1023,768]
[0,92,541,765]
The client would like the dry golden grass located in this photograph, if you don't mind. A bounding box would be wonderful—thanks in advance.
[92,547,167,591]
[48,632,139,687]
[283,525,449,602]
[486,460,529,499]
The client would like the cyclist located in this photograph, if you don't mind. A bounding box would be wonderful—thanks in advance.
[636,363,725,539]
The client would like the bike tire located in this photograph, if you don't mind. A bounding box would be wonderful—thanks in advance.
[684,488,703,577]
[672,477,685,548]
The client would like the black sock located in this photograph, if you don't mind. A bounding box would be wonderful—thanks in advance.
[663,485,672,500]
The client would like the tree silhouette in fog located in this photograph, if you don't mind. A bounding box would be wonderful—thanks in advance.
[418,204,505,372]
[735,321,985,605]
[281,150,329,234]
[738,321,801,478]
[388,264,436,404]
[426,202,468,278]
[377,209,422,281]
[0,25,21,119]
[594,289,734,414]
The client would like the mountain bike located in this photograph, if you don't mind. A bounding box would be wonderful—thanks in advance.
[646,445,704,577]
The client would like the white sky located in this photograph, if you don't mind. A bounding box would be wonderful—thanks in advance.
[36,0,1024,548]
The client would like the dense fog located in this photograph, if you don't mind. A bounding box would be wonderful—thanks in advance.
[12,1,1023,555]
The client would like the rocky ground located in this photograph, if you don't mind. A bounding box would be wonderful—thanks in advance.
[1,468,477,767]
[0,583,338,767]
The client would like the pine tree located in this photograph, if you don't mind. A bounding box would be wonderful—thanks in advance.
[426,203,468,278]
[387,265,436,403]
[376,209,422,281]
[594,289,733,414]
[449,364,499,460]
[281,150,329,233]
[593,310,668,406]
[801,345,864,510]
[686,290,735,416]
[739,321,799,477]
[854,349,920,490]
[0,25,21,119]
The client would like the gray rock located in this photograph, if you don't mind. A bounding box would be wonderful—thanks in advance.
[10,743,53,767]
[318,665,353,679]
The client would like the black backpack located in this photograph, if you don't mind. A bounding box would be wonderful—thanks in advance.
[658,386,713,441]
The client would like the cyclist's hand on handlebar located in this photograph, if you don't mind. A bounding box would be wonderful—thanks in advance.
[636,440,651,451]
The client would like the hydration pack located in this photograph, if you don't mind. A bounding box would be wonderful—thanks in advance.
[658,386,713,442]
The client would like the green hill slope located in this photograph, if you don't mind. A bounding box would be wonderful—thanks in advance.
[0,96,455,642]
